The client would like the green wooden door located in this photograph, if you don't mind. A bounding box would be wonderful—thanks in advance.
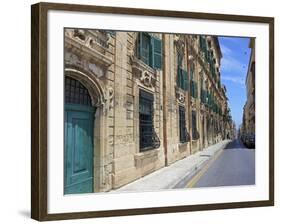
[64,104,95,194]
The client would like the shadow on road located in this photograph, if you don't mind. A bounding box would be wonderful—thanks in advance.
[223,139,253,150]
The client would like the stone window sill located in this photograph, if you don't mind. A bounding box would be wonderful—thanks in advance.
[192,139,199,142]
[134,148,160,168]
[179,142,189,146]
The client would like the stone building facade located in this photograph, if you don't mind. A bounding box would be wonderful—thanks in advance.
[63,29,233,194]
[241,38,255,137]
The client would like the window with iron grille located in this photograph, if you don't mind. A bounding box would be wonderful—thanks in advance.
[179,106,189,143]
[65,76,92,106]
[192,111,200,140]
[139,90,155,151]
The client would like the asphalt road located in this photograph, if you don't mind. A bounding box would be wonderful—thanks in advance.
[190,139,255,188]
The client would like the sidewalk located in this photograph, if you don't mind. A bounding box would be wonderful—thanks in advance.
[113,140,231,192]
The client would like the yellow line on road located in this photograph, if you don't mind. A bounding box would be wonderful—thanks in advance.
[186,149,224,188]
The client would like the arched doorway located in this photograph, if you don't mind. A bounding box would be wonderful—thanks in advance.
[64,76,96,194]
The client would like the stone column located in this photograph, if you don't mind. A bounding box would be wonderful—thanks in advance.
[112,32,135,188]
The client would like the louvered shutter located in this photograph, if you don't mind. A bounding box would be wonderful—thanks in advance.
[182,69,188,91]
[152,36,162,69]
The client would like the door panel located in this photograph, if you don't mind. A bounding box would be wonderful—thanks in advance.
[64,104,95,194]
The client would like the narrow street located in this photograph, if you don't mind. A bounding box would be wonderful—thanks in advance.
[186,139,255,188]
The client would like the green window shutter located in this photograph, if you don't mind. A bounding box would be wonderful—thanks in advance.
[191,81,195,98]
[139,33,150,65]
[181,69,185,89]
[195,82,198,98]
[199,36,206,50]
[182,69,188,91]
[177,67,180,87]
[192,81,194,98]
[106,30,116,36]
[195,82,197,98]
[187,70,190,91]
[193,82,195,98]
[190,68,194,80]
[201,89,205,103]
[177,67,181,88]
[152,36,162,70]
[137,33,140,58]
[199,36,203,48]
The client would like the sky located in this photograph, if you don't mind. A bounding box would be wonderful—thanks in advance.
[218,36,251,128]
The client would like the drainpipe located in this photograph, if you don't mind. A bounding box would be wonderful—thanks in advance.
[162,34,168,166]
[185,37,192,155]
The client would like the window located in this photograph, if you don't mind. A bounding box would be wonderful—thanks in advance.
[105,30,116,36]
[199,35,207,51]
[200,79,207,104]
[139,90,160,151]
[179,106,189,143]
[207,91,214,108]
[192,111,200,140]
[191,80,198,98]
[65,76,92,106]
[200,89,205,103]
[177,53,189,91]
[190,64,198,98]
[137,32,162,69]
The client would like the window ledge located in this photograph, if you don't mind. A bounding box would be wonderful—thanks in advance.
[131,56,158,90]
[134,148,160,168]
[131,56,156,75]
[179,142,189,146]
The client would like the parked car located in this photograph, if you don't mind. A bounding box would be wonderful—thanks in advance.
[240,134,247,144]
[246,134,255,148]
[241,133,255,148]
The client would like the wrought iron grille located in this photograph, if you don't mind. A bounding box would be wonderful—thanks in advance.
[179,106,190,143]
[65,76,92,106]
[152,130,160,149]
[193,130,200,140]
[139,90,160,151]
[192,110,200,140]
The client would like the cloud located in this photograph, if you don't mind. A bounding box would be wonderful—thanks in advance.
[220,44,232,56]
[221,75,245,86]
[220,42,248,75]
[221,56,247,74]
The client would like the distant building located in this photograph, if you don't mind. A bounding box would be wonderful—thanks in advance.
[241,38,255,138]
[64,30,234,194]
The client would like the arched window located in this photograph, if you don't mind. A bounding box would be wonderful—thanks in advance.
[65,76,92,106]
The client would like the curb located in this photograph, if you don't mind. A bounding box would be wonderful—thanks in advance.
[172,140,230,189]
